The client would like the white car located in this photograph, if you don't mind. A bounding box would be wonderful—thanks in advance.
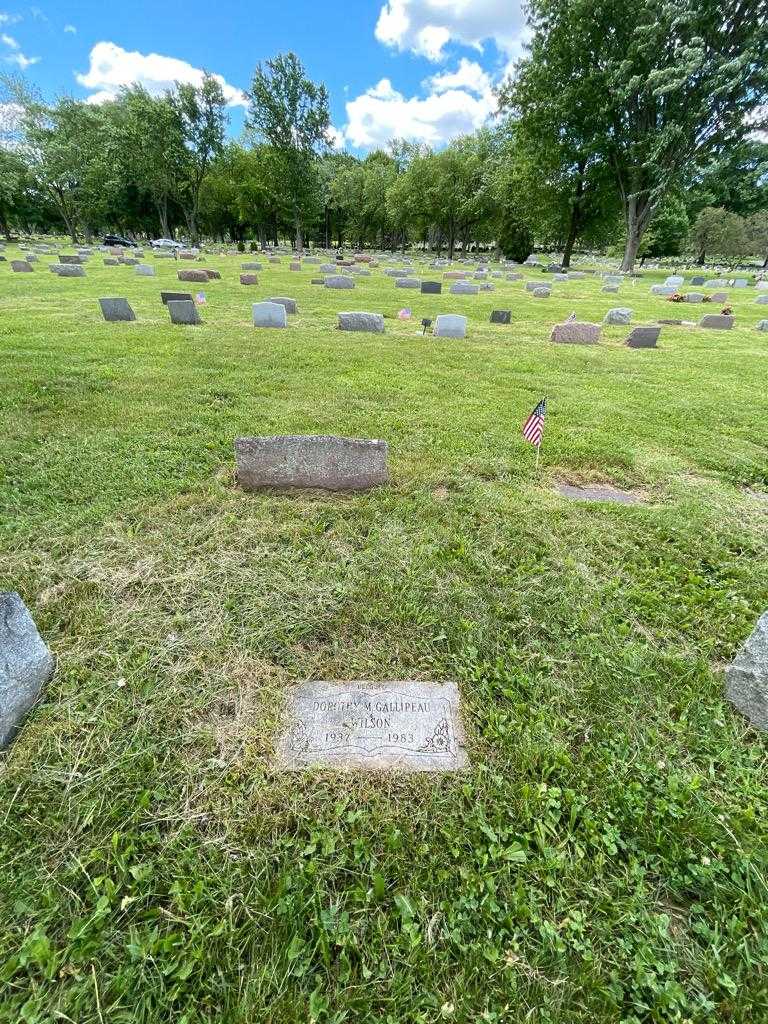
[151,238,185,250]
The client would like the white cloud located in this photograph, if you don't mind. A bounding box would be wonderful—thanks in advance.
[0,13,22,26]
[375,0,526,61]
[426,58,493,96]
[1,32,18,48]
[342,72,496,149]
[75,42,247,107]
[64,24,76,34]
[5,51,39,68]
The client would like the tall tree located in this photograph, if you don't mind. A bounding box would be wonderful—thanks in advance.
[246,52,330,252]
[690,206,748,263]
[171,74,227,244]
[516,0,768,271]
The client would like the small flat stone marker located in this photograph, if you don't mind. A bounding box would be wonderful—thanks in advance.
[99,297,136,322]
[276,680,468,771]
[490,310,511,324]
[604,307,632,325]
[236,435,388,491]
[726,612,768,731]
[1,592,54,749]
[556,483,641,504]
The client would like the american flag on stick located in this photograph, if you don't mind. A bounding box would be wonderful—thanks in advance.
[522,397,547,467]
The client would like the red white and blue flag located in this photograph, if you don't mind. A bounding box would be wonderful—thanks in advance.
[523,398,546,447]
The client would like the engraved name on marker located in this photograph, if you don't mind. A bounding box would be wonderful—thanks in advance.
[277,680,468,771]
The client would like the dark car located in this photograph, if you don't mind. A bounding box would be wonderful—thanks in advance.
[103,234,138,247]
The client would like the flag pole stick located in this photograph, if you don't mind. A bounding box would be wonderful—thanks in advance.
[536,442,541,471]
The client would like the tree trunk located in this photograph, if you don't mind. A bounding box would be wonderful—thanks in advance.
[620,193,655,273]
[156,197,170,239]
[448,225,455,261]
[562,206,580,268]
[697,249,706,265]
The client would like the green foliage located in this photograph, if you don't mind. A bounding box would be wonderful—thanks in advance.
[497,212,533,262]
[691,207,748,263]
[640,197,690,259]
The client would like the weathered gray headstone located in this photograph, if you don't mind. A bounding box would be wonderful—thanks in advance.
[690,276,706,286]
[338,311,385,333]
[726,612,768,731]
[602,284,620,293]
[52,264,86,277]
[683,292,705,302]
[651,285,677,296]
[733,279,749,288]
[490,310,511,324]
[449,282,479,295]
[421,281,442,294]
[235,435,388,491]
[99,297,136,322]
[443,271,468,280]
[757,320,768,332]
[396,278,421,289]
[525,281,547,293]
[626,326,661,348]
[178,269,208,283]
[704,279,727,288]
[240,274,259,285]
[103,258,119,266]
[755,295,768,305]
[709,292,729,303]
[385,269,409,278]
[11,260,33,273]
[604,307,633,325]
[161,291,192,305]
[205,270,221,280]
[550,321,600,344]
[59,254,82,265]
[532,287,551,298]
[268,296,298,314]
[241,262,263,271]
[276,680,468,771]
[664,275,684,287]
[434,314,467,338]
[699,314,734,330]
[168,299,201,325]
[252,301,288,328]
[0,592,54,749]
[325,276,355,289]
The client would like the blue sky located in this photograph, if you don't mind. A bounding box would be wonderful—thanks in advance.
[0,0,528,151]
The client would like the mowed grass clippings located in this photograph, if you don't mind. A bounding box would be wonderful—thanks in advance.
[1,247,768,1024]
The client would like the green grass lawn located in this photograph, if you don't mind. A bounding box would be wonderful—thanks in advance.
[2,246,768,1023]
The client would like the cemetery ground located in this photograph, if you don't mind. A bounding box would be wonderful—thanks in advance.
[2,248,768,1024]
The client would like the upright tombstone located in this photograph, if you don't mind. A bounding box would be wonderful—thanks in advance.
[690,275,706,286]
[338,311,385,333]
[276,679,468,771]
[626,326,661,348]
[395,278,421,289]
[240,274,259,286]
[168,299,201,325]
[235,435,388,491]
[757,320,768,332]
[252,301,288,328]
[449,282,479,296]
[664,275,684,287]
[325,276,355,290]
[59,254,83,265]
[733,279,749,288]
[0,592,55,750]
[434,314,467,338]
[490,310,511,324]
[532,287,551,298]
[684,292,705,303]
[651,285,677,296]
[99,297,136,322]
[161,291,193,305]
[421,281,442,294]
[241,262,263,271]
[178,269,209,283]
[11,260,33,273]
[135,264,155,277]
[755,295,768,305]
[699,314,734,330]
[726,612,768,731]
[550,321,601,344]
[268,296,298,314]
[52,264,86,278]
[604,307,633,325]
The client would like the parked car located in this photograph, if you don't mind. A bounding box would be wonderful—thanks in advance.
[103,234,138,247]
[151,238,185,250]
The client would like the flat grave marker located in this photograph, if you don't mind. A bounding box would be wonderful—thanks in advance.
[276,680,468,772]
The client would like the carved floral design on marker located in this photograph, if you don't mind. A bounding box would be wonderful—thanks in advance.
[419,718,452,754]
[287,720,311,753]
